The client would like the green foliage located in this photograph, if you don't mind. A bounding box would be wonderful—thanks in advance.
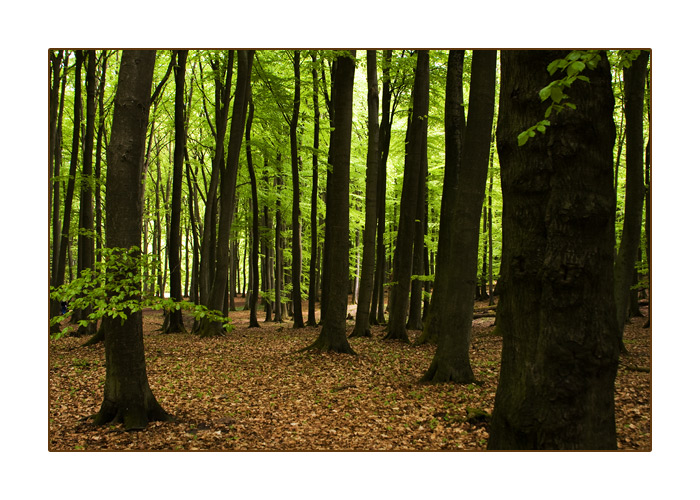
[49,246,232,339]
[518,50,601,146]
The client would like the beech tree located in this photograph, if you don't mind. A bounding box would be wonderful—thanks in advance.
[488,50,620,450]
[385,50,430,342]
[93,50,172,430]
[304,50,356,354]
[421,49,497,383]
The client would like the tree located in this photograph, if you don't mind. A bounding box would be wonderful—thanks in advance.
[162,50,189,334]
[93,50,172,430]
[304,51,356,354]
[199,50,254,338]
[421,49,497,383]
[613,50,650,350]
[488,50,620,450]
[307,51,321,326]
[350,50,380,339]
[384,50,429,342]
[289,50,305,328]
[246,91,261,328]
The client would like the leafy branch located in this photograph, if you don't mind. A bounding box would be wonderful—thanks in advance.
[517,50,602,146]
[49,246,232,339]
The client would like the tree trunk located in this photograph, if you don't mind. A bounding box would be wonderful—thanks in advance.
[406,115,428,331]
[350,50,380,338]
[199,50,253,337]
[93,50,172,430]
[385,51,430,342]
[304,51,356,354]
[50,52,66,333]
[370,50,393,326]
[290,50,305,328]
[50,50,83,325]
[274,168,285,323]
[162,50,188,334]
[421,50,496,383]
[488,50,619,450]
[307,52,321,327]
[613,50,650,351]
[246,93,261,328]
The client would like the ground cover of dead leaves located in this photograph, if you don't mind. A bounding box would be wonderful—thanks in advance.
[49,299,651,451]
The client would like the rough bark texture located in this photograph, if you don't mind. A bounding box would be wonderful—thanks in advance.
[94,50,172,430]
[304,51,356,354]
[384,51,429,342]
[421,50,496,383]
[613,50,650,348]
[350,50,380,338]
[163,50,188,334]
[488,50,620,450]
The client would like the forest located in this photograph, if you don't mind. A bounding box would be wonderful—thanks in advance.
[48,48,651,452]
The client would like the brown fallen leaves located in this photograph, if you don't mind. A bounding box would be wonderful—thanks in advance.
[49,301,651,451]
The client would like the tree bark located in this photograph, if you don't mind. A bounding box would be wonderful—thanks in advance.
[350,50,380,338]
[246,93,261,328]
[162,50,188,334]
[307,52,321,326]
[613,50,650,350]
[304,51,356,354]
[93,50,172,430]
[199,50,254,337]
[488,50,619,450]
[421,50,496,383]
[384,51,430,342]
[290,50,305,328]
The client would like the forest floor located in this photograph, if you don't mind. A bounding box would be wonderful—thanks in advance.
[49,298,651,451]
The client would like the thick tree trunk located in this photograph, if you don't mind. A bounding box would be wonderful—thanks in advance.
[421,50,496,383]
[488,50,619,450]
[350,50,380,338]
[385,51,430,342]
[162,50,188,334]
[613,50,650,350]
[199,50,253,338]
[417,53,464,348]
[93,50,172,430]
[304,51,356,354]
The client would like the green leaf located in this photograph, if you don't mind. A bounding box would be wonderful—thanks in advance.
[550,86,564,104]
[539,85,552,102]
[517,131,530,146]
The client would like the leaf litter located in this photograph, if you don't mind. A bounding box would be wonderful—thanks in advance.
[49,300,651,451]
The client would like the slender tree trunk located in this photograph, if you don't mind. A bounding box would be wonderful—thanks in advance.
[246,94,261,328]
[421,50,496,383]
[199,50,254,337]
[50,50,83,324]
[644,134,651,328]
[162,50,188,334]
[370,50,393,326]
[350,52,380,337]
[488,50,619,450]
[307,52,321,326]
[75,50,98,336]
[274,169,284,323]
[50,52,66,333]
[406,118,428,331]
[613,50,650,351]
[290,50,305,328]
[304,51,356,354]
[385,51,430,342]
[93,50,172,430]
[185,151,200,305]
[94,51,109,263]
